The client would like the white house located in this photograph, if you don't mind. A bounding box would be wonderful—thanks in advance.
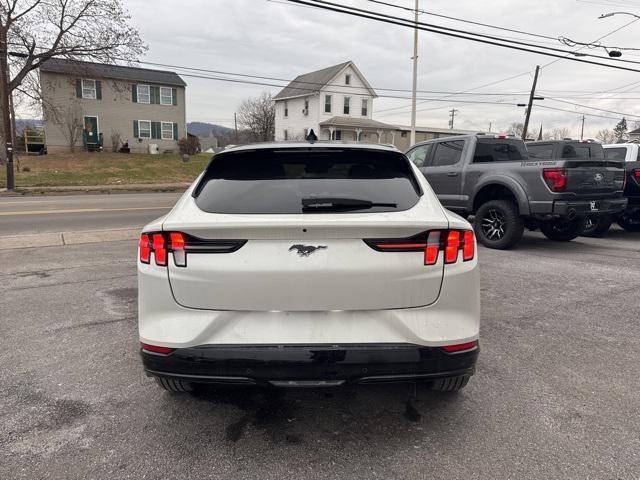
[273,61,397,143]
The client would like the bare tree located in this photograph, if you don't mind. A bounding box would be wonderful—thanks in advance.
[506,122,525,138]
[56,101,82,151]
[0,0,147,163]
[595,129,617,145]
[236,92,275,142]
[110,129,122,152]
[543,127,572,140]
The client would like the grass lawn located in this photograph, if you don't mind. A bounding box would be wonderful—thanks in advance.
[0,151,212,188]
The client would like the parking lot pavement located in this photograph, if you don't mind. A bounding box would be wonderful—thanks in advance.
[1,230,639,480]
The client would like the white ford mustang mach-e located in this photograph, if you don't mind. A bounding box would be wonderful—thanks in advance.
[138,142,480,392]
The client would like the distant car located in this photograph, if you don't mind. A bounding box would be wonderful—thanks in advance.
[407,136,627,249]
[601,143,640,232]
[138,142,480,393]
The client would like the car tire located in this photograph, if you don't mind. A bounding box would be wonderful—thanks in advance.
[617,211,640,232]
[540,217,586,241]
[582,215,613,237]
[430,375,470,392]
[155,376,194,393]
[474,200,524,250]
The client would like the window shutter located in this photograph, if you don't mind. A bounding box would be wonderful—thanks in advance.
[173,123,178,140]
[172,88,177,106]
[133,120,139,138]
[151,87,159,104]
[76,80,82,98]
[132,84,138,103]
[151,122,161,139]
[96,81,102,100]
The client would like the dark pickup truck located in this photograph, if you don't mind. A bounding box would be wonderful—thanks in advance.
[406,135,627,249]
[599,143,640,233]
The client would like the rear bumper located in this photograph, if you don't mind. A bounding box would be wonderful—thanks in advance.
[141,343,478,387]
[553,197,628,216]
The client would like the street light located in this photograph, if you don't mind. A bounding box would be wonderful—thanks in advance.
[599,11,640,20]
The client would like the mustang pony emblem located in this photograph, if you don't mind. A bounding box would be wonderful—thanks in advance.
[288,244,327,257]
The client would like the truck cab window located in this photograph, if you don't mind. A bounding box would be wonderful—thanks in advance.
[432,141,464,166]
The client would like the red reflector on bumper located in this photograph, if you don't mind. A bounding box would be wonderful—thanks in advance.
[141,343,175,355]
[441,341,478,353]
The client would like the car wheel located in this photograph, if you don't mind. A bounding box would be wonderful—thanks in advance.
[617,211,640,232]
[540,217,586,241]
[582,215,612,237]
[430,375,470,392]
[474,200,524,250]
[155,377,194,393]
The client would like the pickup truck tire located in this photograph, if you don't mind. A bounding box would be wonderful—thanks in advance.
[474,200,524,250]
[582,215,613,237]
[617,212,640,232]
[539,217,585,241]
[430,375,470,392]
[155,377,194,393]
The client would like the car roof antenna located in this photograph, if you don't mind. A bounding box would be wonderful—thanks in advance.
[306,129,318,143]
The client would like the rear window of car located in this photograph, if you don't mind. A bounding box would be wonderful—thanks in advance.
[473,138,529,163]
[604,147,627,161]
[561,143,604,159]
[193,148,422,214]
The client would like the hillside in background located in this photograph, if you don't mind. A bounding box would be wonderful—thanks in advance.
[187,122,234,138]
[16,119,44,133]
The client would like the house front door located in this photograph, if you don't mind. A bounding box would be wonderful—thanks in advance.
[84,116,98,144]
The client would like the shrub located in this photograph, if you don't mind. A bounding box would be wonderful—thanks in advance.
[178,136,200,156]
[22,166,31,172]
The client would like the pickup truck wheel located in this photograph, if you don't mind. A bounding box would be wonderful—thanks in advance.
[474,200,524,250]
[155,377,194,393]
[582,215,612,237]
[540,217,586,241]
[617,211,640,232]
[430,375,470,392]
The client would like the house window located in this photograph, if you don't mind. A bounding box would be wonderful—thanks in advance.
[81,79,96,99]
[138,120,151,139]
[343,97,350,115]
[304,98,309,114]
[160,87,173,105]
[325,95,332,113]
[284,129,288,140]
[161,122,174,140]
[361,99,368,116]
[284,101,288,117]
[137,85,150,104]
[334,130,342,140]
[345,74,351,85]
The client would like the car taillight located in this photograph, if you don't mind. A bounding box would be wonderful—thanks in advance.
[634,168,640,182]
[141,342,175,355]
[543,168,568,192]
[441,340,478,353]
[365,229,475,265]
[138,234,151,264]
[138,232,246,267]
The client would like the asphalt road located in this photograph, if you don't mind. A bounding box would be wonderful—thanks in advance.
[1,230,639,479]
[0,192,180,236]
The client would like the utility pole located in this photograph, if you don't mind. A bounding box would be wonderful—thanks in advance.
[410,0,419,146]
[448,109,458,130]
[234,112,238,143]
[580,115,585,141]
[0,27,15,190]
[488,122,492,133]
[522,65,541,140]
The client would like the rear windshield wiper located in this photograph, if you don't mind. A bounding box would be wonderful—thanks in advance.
[301,197,397,212]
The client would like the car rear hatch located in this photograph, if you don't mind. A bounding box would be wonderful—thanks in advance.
[163,146,449,312]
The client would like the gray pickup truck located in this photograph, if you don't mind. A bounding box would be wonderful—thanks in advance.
[406,135,627,249]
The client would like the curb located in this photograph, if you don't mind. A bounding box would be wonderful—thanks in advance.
[0,183,190,196]
[0,228,139,251]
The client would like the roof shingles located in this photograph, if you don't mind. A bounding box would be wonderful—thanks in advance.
[273,61,353,100]
[39,58,186,86]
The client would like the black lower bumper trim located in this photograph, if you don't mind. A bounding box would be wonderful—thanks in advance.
[141,343,478,387]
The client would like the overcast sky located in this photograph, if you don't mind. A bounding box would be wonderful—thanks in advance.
[123,0,640,136]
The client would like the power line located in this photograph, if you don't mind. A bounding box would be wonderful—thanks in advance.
[286,0,640,70]
[366,0,558,41]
